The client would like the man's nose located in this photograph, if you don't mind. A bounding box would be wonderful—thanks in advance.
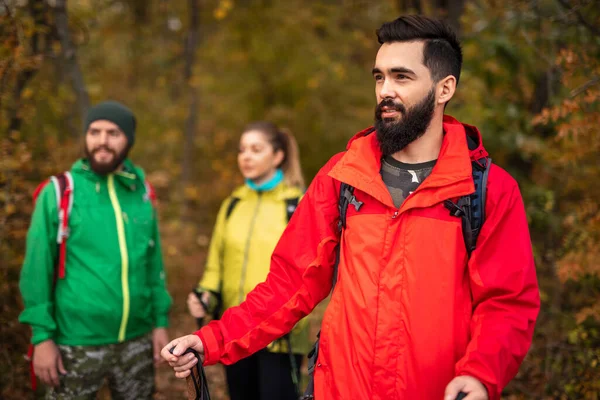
[98,131,109,145]
[379,77,398,100]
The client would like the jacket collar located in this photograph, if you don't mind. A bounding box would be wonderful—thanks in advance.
[231,181,301,201]
[73,158,144,191]
[328,115,484,211]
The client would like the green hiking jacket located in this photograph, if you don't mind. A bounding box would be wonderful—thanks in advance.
[19,159,172,346]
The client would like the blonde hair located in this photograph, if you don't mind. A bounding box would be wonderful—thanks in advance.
[243,121,305,190]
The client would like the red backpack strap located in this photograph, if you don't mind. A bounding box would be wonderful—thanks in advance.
[32,179,51,204]
[26,344,37,391]
[54,172,73,279]
[144,180,157,207]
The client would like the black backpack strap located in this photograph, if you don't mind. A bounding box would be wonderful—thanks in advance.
[444,156,491,256]
[337,183,363,232]
[225,197,240,220]
[284,197,300,223]
[333,182,362,287]
[469,156,490,253]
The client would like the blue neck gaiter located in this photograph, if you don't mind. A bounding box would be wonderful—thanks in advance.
[246,169,284,192]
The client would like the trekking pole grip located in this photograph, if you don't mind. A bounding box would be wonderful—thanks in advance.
[169,346,210,400]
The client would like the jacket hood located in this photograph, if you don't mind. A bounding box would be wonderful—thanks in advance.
[329,115,485,210]
[344,115,488,162]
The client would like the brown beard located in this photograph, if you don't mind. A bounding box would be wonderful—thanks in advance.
[84,144,130,175]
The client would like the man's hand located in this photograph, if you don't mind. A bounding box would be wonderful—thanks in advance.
[33,340,66,387]
[161,334,204,379]
[152,328,169,366]
[187,291,210,319]
[444,376,488,400]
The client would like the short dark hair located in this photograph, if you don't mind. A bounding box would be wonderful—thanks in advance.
[376,15,462,85]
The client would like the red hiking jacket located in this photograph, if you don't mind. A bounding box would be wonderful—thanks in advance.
[197,115,540,400]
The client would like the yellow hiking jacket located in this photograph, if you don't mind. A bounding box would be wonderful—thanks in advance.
[198,182,311,355]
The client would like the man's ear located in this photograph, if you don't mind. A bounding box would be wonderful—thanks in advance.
[437,75,457,106]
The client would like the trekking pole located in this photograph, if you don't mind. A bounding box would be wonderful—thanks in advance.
[178,289,212,400]
[169,346,211,400]
[192,288,210,329]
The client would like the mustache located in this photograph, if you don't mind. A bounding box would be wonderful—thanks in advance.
[91,145,116,156]
[375,99,406,120]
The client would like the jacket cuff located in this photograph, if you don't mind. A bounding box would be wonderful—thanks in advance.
[155,314,169,328]
[196,326,220,365]
[456,371,496,400]
[32,330,54,346]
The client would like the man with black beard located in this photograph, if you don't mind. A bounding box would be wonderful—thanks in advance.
[20,101,172,399]
[163,16,540,400]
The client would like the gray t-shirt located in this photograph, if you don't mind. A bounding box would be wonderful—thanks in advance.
[380,156,437,208]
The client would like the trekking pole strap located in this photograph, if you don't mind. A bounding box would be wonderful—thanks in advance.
[170,347,211,400]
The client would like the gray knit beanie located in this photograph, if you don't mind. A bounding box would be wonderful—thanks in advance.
[85,101,136,146]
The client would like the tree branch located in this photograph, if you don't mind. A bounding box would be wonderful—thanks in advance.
[570,76,600,98]
[1,0,12,18]
[556,0,600,38]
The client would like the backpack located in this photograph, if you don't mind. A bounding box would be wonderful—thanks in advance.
[301,135,491,399]
[25,172,74,391]
[25,171,157,391]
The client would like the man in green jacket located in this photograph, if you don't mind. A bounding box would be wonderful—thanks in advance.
[19,101,173,399]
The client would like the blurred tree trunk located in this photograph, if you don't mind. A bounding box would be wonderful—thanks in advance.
[395,0,465,36]
[54,0,90,136]
[181,0,200,220]
[442,0,465,35]
[397,0,423,13]
[4,0,51,135]
[2,0,51,255]
[127,0,150,87]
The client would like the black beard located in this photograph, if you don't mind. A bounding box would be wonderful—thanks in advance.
[84,144,130,175]
[374,88,436,156]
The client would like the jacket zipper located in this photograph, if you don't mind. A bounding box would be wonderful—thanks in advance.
[107,174,130,342]
[238,192,262,303]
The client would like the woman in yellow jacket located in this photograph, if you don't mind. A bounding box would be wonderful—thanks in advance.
[187,121,310,400]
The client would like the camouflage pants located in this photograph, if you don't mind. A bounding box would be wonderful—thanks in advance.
[46,334,154,400]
